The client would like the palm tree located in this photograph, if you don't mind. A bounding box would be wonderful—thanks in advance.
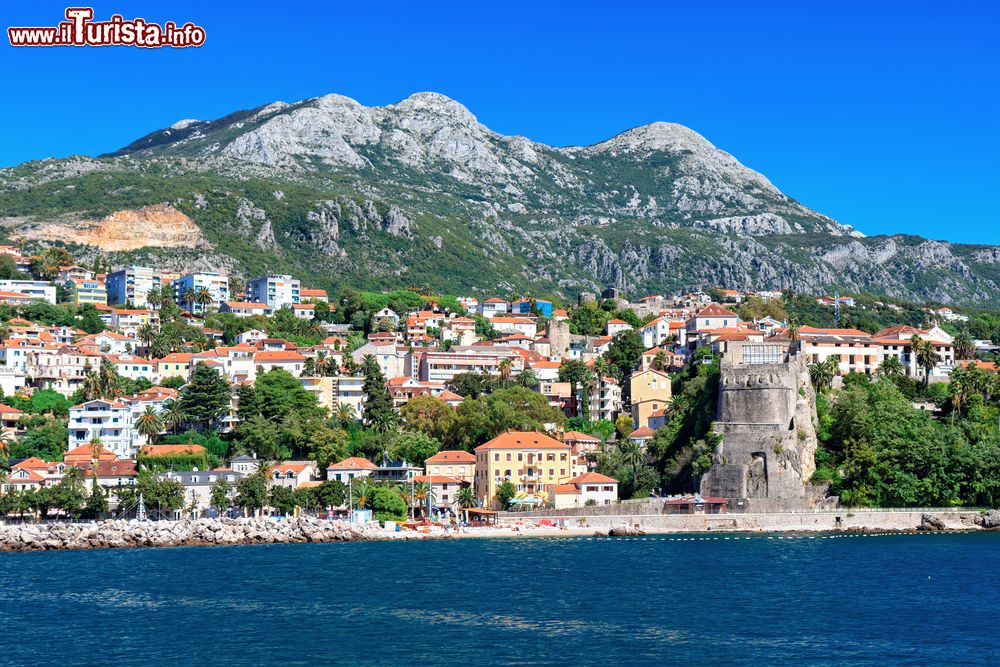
[371,410,398,433]
[456,486,475,509]
[952,331,975,361]
[351,479,373,510]
[619,438,645,490]
[150,332,174,359]
[498,359,513,387]
[0,431,14,463]
[98,358,122,398]
[876,355,905,378]
[193,287,213,313]
[948,366,969,417]
[162,399,188,435]
[412,481,433,516]
[314,350,330,376]
[335,403,357,429]
[360,354,379,378]
[514,368,539,389]
[808,357,840,390]
[652,351,668,372]
[85,436,104,491]
[82,372,102,401]
[137,323,155,355]
[303,357,317,377]
[192,333,212,352]
[136,406,164,444]
[146,286,164,310]
[911,334,940,388]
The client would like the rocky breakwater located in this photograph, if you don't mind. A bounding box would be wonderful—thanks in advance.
[0,517,434,553]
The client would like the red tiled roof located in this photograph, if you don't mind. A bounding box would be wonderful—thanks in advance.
[425,450,476,464]
[475,431,569,451]
[328,456,377,470]
[569,472,618,484]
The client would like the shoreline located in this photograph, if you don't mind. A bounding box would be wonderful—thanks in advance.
[2,508,996,553]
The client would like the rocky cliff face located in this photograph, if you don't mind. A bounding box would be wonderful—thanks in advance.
[0,91,996,302]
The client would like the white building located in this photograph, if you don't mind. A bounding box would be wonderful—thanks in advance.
[221,301,270,318]
[551,472,619,509]
[0,280,56,304]
[476,298,508,319]
[490,316,537,337]
[105,266,161,307]
[174,271,230,314]
[68,399,140,459]
[246,274,300,310]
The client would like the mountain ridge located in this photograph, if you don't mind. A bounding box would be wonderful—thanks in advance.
[2,91,997,304]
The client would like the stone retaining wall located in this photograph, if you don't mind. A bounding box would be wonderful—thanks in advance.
[501,510,987,532]
[0,517,431,553]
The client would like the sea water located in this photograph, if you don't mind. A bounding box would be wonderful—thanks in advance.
[1,531,997,665]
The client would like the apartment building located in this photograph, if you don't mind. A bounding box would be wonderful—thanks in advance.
[174,271,230,314]
[246,274,300,310]
[106,266,161,307]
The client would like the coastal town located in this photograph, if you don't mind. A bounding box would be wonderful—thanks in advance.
[0,243,994,530]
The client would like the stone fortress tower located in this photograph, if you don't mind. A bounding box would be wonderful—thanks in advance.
[700,340,832,511]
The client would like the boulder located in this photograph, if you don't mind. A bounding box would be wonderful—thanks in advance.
[918,514,946,531]
[975,510,1000,529]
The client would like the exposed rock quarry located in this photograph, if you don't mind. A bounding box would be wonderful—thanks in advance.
[0,517,435,553]
[28,203,209,251]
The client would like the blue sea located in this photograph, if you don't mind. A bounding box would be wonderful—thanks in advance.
[1,532,998,666]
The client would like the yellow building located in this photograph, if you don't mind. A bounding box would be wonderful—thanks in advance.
[424,450,476,482]
[67,278,107,306]
[629,368,672,429]
[156,352,193,381]
[474,431,576,508]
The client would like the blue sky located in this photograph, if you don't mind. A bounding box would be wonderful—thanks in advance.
[2,1,997,243]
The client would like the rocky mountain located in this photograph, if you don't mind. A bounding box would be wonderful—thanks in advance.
[1,91,998,303]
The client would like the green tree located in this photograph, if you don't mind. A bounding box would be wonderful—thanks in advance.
[179,363,231,429]
[559,360,594,422]
[390,431,441,467]
[952,331,975,360]
[210,478,233,512]
[269,485,298,515]
[361,360,395,431]
[456,486,476,509]
[876,355,905,378]
[496,480,517,510]
[305,426,351,472]
[912,334,941,388]
[235,470,269,516]
[372,485,407,522]
[619,438,645,490]
[136,406,164,443]
[0,255,19,279]
[400,394,457,445]
[808,357,840,390]
[161,399,189,435]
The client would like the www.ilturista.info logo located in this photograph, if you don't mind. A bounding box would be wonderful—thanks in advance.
[8,7,205,48]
